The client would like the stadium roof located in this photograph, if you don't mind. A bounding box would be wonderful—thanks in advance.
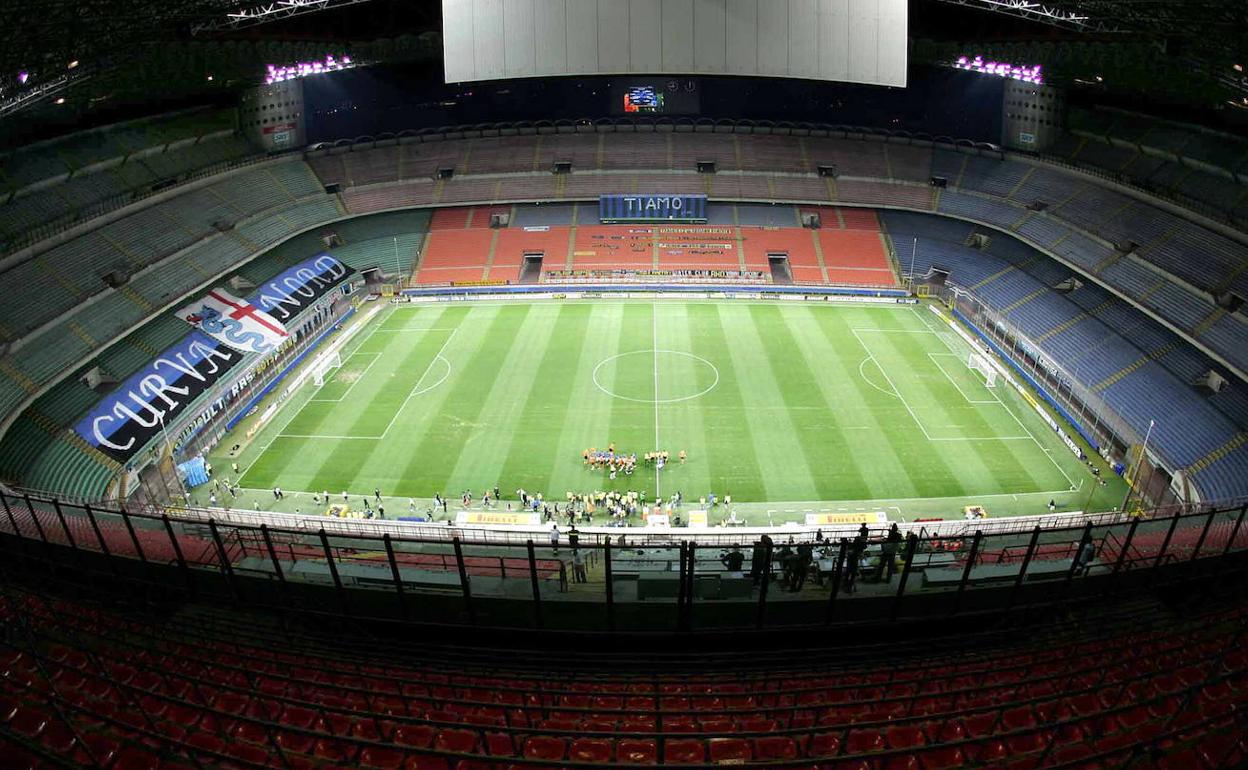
[1,0,1244,129]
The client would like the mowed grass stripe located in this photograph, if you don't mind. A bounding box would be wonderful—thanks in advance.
[397,304,532,496]
[441,305,563,496]
[871,326,1032,494]
[686,304,766,501]
[280,312,465,494]
[777,305,917,500]
[816,309,961,499]
[898,310,1076,491]
[603,304,659,494]
[243,307,456,490]
[652,304,712,502]
[281,307,454,438]
[545,304,630,500]
[498,304,593,497]
[750,304,870,501]
[716,304,819,501]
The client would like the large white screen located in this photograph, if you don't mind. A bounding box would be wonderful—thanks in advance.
[442,0,907,87]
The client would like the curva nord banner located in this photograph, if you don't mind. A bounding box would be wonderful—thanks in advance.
[74,332,245,463]
[75,254,356,464]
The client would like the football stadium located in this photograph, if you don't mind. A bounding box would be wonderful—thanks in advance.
[1,1,1247,768]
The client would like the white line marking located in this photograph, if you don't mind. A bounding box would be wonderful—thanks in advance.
[912,306,1079,489]
[236,305,398,484]
[858,356,900,399]
[371,327,459,332]
[852,328,937,441]
[927,353,999,404]
[591,350,719,404]
[652,302,661,499]
[380,329,459,438]
[308,352,381,403]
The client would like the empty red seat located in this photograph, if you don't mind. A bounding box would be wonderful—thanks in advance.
[1197,730,1245,768]
[886,725,926,749]
[435,729,478,753]
[406,756,449,770]
[360,746,406,770]
[708,738,751,762]
[522,736,566,761]
[755,735,798,760]
[918,746,965,770]
[846,728,885,753]
[485,732,514,757]
[110,746,162,770]
[617,738,656,764]
[883,754,921,770]
[665,738,705,763]
[569,737,612,763]
[966,737,1008,763]
[7,706,47,738]
[809,732,841,757]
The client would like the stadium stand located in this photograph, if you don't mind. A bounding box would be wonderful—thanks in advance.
[0,569,1245,770]
[1050,106,1248,229]
[0,109,251,252]
[414,227,494,285]
[0,127,1245,502]
[881,209,1248,501]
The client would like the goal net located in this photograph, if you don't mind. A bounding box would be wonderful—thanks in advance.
[312,350,342,387]
[968,352,998,388]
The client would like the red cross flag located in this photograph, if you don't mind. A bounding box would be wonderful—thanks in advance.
[179,289,290,355]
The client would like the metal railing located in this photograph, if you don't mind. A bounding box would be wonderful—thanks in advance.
[1,487,1243,632]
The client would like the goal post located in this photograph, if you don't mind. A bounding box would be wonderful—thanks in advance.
[968,352,998,388]
[312,350,342,387]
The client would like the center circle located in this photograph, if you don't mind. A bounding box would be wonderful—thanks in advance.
[592,350,720,404]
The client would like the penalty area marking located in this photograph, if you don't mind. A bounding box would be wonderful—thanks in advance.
[852,329,1031,442]
[277,353,454,441]
[592,349,720,404]
[927,352,999,405]
[309,351,381,403]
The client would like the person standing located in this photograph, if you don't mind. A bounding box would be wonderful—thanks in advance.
[876,524,903,582]
[549,523,560,553]
[375,487,382,503]
[790,543,812,592]
[572,550,587,583]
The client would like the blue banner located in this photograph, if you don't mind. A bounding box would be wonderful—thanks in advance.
[74,253,356,464]
[599,194,707,223]
[249,253,355,322]
[74,332,245,464]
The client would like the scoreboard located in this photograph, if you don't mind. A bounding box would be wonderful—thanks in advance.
[599,194,707,224]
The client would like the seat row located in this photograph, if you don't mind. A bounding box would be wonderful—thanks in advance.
[0,585,1244,770]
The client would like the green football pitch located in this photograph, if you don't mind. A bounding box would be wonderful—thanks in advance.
[218,300,1126,523]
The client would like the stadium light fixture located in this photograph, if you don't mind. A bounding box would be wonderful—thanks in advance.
[954,56,1044,84]
[264,54,356,85]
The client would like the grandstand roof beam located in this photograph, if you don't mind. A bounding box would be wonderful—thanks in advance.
[190,0,383,35]
[927,0,1122,33]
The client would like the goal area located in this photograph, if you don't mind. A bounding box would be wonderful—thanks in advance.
[968,352,998,388]
[312,350,342,387]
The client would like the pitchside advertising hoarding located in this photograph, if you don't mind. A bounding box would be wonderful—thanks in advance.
[76,254,355,463]
[600,194,707,223]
